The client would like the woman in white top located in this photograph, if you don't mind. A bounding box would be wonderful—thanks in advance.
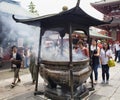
[100,42,112,84]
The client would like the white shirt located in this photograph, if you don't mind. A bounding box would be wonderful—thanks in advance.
[100,49,112,65]
[12,52,16,67]
[115,43,120,51]
[91,45,99,51]
[13,52,16,59]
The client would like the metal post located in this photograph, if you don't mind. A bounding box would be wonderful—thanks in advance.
[70,69,74,100]
[60,37,63,55]
[35,27,44,93]
[69,24,73,63]
[87,29,94,90]
[69,24,74,100]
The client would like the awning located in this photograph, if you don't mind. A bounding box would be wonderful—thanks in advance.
[74,30,112,39]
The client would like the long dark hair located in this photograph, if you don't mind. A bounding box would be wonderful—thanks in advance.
[103,43,110,51]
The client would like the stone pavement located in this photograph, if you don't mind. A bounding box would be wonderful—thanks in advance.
[86,62,120,100]
[0,73,44,100]
[0,62,120,100]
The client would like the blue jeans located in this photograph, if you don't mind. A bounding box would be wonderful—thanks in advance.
[118,50,120,62]
[24,57,29,68]
[93,64,99,81]
[102,64,109,81]
[115,50,120,62]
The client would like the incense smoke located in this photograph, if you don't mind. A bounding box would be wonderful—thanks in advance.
[0,12,39,59]
[41,30,88,61]
[0,13,88,62]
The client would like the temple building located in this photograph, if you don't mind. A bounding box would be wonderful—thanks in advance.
[91,0,120,42]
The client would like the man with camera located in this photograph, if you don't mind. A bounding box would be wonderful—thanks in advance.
[10,45,22,87]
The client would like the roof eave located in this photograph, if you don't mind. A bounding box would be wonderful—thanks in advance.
[13,6,112,27]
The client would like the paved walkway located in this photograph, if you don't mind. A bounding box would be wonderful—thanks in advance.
[0,63,120,100]
[87,62,120,100]
[0,73,44,100]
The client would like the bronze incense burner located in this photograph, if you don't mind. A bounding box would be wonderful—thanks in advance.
[13,0,111,99]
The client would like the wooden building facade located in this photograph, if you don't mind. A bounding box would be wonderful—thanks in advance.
[91,0,120,42]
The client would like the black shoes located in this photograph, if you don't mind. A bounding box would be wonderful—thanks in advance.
[11,83,15,88]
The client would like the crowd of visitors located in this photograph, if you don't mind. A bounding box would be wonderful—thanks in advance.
[88,40,119,84]
[0,37,119,88]
[73,38,120,85]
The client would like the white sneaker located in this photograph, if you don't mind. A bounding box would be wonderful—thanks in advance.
[106,80,109,84]
[94,80,98,84]
[101,81,105,84]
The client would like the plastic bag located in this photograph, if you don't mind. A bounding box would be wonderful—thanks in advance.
[108,59,115,67]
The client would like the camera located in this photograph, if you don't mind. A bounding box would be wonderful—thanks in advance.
[93,49,97,54]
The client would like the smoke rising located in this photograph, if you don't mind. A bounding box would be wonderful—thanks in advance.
[41,31,88,61]
[0,13,88,62]
[0,12,40,58]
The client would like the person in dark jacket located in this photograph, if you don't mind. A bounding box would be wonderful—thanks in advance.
[29,50,37,84]
[10,45,22,87]
[90,39,100,84]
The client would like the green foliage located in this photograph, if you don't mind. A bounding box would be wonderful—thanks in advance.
[28,1,39,16]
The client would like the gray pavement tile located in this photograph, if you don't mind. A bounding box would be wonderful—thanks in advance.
[87,93,108,100]
[8,92,46,100]
[108,80,120,88]
[94,86,116,97]
[0,74,44,100]
[116,87,120,94]
[110,93,120,100]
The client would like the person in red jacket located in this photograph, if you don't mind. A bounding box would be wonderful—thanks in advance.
[77,40,89,57]
[97,40,103,49]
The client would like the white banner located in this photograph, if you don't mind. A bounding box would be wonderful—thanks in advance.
[18,38,23,47]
